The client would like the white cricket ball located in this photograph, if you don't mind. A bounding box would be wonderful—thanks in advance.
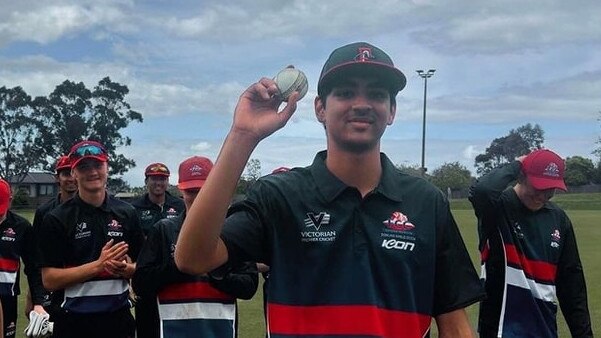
[274,67,308,101]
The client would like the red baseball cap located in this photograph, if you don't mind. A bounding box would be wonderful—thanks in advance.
[272,167,290,174]
[0,178,11,216]
[55,155,71,173]
[145,163,170,177]
[521,149,567,191]
[178,156,214,190]
[68,140,109,168]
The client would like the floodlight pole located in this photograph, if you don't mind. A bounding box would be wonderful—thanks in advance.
[416,69,436,177]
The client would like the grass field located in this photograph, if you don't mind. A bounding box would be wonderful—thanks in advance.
[14,193,600,337]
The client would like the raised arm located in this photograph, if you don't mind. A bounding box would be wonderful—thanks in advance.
[468,160,522,215]
[175,77,299,275]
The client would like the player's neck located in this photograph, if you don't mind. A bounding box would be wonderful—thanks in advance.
[60,190,76,203]
[326,148,382,197]
[148,192,166,206]
[78,189,106,207]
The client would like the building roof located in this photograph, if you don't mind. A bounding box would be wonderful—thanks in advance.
[8,172,55,184]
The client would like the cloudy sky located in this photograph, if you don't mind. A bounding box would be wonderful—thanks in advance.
[2,0,600,187]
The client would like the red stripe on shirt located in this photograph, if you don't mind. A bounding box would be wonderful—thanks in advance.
[480,241,490,262]
[505,244,556,282]
[0,258,19,272]
[268,303,431,337]
[158,281,234,302]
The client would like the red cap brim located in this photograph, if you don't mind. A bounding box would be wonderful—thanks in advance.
[528,175,567,191]
[178,180,207,190]
[146,172,170,177]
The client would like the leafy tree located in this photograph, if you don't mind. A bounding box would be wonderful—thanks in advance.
[513,123,544,150]
[32,77,143,175]
[244,158,262,182]
[237,158,262,194]
[395,163,423,177]
[593,111,601,160]
[430,162,473,192]
[107,177,131,194]
[0,86,44,182]
[593,111,601,183]
[564,156,595,186]
[475,123,544,175]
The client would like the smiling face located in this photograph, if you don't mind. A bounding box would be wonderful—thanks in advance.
[56,169,77,195]
[146,175,169,197]
[315,77,396,154]
[72,158,108,194]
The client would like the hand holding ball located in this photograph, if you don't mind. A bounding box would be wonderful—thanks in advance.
[274,67,308,101]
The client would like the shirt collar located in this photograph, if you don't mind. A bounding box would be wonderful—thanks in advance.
[74,193,110,212]
[310,150,403,203]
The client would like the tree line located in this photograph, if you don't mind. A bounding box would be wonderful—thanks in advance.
[0,78,142,190]
[2,77,600,196]
[397,122,601,194]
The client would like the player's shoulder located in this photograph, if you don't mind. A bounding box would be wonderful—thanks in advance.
[390,166,444,197]
[6,210,31,227]
[129,194,149,208]
[544,200,571,220]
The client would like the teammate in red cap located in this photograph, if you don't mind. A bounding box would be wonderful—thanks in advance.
[133,156,257,338]
[37,140,144,338]
[130,162,184,338]
[26,155,77,335]
[469,148,592,337]
[1,178,46,338]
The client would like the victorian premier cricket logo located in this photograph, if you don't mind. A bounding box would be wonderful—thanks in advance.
[301,211,336,242]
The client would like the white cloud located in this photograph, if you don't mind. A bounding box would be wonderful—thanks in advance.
[191,142,211,152]
[462,145,480,161]
[0,2,135,47]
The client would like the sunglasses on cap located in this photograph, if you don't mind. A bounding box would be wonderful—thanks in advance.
[148,165,168,173]
[70,144,107,158]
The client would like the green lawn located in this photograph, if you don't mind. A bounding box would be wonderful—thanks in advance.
[15,196,600,337]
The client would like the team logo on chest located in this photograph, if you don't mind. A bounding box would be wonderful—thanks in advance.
[300,211,336,242]
[2,228,16,242]
[550,229,561,248]
[166,207,178,218]
[107,219,124,237]
[380,211,416,251]
[383,211,415,231]
[140,210,152,220]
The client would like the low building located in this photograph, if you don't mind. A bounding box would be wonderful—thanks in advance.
[7,172,57,208]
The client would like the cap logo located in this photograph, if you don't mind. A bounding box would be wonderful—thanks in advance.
[189,164,204,176]
[543,162,560,178]
[356,47,374,62]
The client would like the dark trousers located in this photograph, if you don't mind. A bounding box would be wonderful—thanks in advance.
[135,296,160,338]
[53,307,135,338]
[0,295,17,338]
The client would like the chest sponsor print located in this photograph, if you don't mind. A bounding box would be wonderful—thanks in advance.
[2,227,16,242]
[166,207,179,218]
[140,209,153,220]
[75,222,92,239]
[381,211,416,251]
[107,219,124,237]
